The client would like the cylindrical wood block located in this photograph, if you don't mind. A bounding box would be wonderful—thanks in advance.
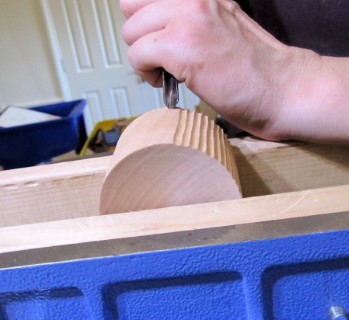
[100,108,242,214]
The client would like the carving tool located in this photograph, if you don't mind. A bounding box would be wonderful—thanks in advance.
[163,69,179,109]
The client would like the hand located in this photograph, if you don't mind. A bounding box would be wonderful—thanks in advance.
[121,0,349,144]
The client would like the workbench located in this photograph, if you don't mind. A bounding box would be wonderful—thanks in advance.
[1,137,349,319]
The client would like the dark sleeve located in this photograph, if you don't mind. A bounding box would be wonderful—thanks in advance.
[234,0,349,57]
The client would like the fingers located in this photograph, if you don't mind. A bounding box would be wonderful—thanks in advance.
[121,0,172,87]
[128,31,164,70]
[122,2,171,46]
[120,0,160,18]
[136,68,163,87]
[122,0,192,86]
[128,30,167,84]
[128,28,187,87]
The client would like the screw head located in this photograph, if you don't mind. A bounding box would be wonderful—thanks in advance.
[329,306,348,320]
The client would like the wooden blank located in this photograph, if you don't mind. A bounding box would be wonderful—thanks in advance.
[99,108,242,214]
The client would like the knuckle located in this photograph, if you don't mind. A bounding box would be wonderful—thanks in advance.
[227,1,240,14]
[128,46,142,72]
[127,46,138,69]
[220,0,241,15]
[192,0,212,14]
[127,39,150,71]
[121,24,132,45]
[119,0,132,18]
[178,0,211,16]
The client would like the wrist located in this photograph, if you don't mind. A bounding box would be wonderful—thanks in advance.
[267,48,349,144]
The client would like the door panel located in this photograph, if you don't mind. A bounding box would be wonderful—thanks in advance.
[43,0,199,133]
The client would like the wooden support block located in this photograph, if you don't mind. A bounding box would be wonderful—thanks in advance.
[0,136,348,228]
[100,108,242,214]
[0,157,109,227]
[1,184,349,254]
[232,137,349,197]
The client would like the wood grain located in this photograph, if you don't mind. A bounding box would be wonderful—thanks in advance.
[99,108,242,214]
[1,137,348,228]
[0,157,109,227]
[232,137,349,196]
[1,184,348,254]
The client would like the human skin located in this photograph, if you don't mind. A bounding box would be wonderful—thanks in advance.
[121,0,349,144]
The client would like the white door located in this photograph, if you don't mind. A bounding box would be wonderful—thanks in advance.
[42,0,198,133]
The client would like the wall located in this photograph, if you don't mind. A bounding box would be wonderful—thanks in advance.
[0,0,62,108]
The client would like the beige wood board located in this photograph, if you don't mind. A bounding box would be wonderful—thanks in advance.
[232,137,349,197]
[0,157,110,227]
[1,184,349,254]
[0,137,348,228]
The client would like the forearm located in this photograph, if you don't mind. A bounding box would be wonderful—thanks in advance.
[221,45,349,145]
[272,50,349,144]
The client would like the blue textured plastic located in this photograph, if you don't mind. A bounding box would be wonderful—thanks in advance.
[0,100,87,169]
[1,229,349,319]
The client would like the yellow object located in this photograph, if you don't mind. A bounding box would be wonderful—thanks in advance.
[79,117,137,156]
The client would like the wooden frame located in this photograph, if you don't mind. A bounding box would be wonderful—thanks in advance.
[1,137,349,256]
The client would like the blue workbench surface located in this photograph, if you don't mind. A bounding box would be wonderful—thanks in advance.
[1,228,349,319]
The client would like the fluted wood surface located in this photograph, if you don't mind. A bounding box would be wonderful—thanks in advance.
[100,108,242,214]
[173,109,240,181]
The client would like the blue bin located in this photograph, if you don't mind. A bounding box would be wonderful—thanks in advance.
[0,99,87,170]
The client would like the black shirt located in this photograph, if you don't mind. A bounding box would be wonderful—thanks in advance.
[237,0,349,57]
